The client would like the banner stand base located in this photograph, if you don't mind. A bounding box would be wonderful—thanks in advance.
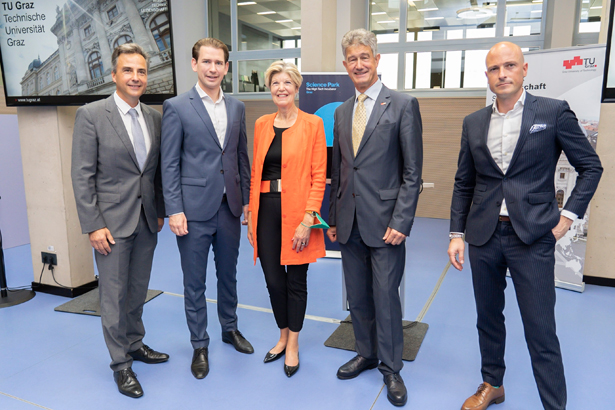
[325,250,341,259]
[555,280,585,293]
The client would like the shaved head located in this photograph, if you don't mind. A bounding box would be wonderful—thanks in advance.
[486,42,525,67]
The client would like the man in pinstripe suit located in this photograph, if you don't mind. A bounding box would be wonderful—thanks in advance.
[448,42,602,410]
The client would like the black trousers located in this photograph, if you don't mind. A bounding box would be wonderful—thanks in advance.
[257,193,309,332]
[469,221,565,410]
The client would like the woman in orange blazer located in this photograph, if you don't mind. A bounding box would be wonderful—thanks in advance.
[247,61,327,377]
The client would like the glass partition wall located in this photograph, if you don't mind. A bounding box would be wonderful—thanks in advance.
[369,0,547,92]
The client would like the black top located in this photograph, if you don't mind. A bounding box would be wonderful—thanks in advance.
[262,126,287,181]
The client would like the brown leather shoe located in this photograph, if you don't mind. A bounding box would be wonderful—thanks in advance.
[461,382,505,410]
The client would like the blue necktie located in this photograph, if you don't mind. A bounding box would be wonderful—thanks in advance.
[128,108,147,170]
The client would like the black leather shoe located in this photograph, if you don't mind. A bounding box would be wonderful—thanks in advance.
[384,373,407,407]
[336,355,379,380]
[128,344,169,364]
[284,353,299,377]
[264,348,285,363]
[191,347,209,379]
[113,367,143,398]
[222,330,254,354]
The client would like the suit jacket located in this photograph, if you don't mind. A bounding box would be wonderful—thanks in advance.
[450,93,603,246]
[71,95,165,238]
[249,110,327,265]
[329,85,423,247]
[161,87,250,221]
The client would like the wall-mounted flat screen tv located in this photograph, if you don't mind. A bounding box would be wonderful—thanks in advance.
[602,0,615,102]
[0,0,176,106]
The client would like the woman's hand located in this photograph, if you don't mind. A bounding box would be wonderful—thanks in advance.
[247,211,255,248]
[292,213,314,252]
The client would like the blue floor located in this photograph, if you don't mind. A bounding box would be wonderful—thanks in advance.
[1,217,614,409]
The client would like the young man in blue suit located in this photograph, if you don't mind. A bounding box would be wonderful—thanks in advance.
[161,38,253,380]
[448,42,602,410]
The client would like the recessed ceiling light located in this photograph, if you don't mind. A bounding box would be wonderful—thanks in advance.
[276,19,293,23]
[292,27,301,30]
[590,6,602,9]
[377,20,396,24]
[372,12,386,15]
[418,7,439,12]
[424,17,444,20]
[457,7,495,19]
[257,11,276,15]
[238,2,256,5]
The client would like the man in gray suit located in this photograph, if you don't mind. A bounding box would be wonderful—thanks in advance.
[161,38,252,380]
[448,42,602,410]
[328,29,423,407]
[72,43,168,398]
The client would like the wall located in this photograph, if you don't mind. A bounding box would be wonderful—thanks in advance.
[0,83,29,249]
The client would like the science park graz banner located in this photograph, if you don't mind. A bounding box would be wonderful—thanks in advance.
[487,45,606,292]
[299,73,358,254]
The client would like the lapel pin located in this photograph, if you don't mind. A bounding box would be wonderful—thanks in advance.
[381,102,387,105]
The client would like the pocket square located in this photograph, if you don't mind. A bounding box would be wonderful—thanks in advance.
[529,124,547,134]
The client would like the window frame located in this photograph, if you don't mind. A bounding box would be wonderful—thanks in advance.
[88,51,104,80]
[573,0,601,46]
[367,0,548,95]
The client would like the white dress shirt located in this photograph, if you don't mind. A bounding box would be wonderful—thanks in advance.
[488,90,526,216]
[195,84,227,148]
[113,92,151,155]
[352,79,383,125]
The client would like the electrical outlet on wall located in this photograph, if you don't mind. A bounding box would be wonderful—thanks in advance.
[41,252,57,266]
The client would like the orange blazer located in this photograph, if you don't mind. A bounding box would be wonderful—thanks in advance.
[249,109,327,265]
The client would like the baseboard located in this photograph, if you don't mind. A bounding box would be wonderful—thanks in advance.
[32,279,98,298]
[583,275,615,288]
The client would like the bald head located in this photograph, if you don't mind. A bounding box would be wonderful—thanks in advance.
[485,41,528,110]
[486,42,525,67]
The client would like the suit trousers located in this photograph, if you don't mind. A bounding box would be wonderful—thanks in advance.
[257,193,309,332]
[469,221,566,410]
[96,208,157,372]
[339,216,405,376]
[177,197,241,349]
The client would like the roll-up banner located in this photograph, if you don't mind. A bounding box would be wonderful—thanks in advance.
[299,73,357,256]
[487,45,606,292]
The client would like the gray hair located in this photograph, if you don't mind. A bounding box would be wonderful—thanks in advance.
[341,29,378,59]
[112,43,149,73]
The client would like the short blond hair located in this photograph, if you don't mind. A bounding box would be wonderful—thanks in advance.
[264,61,302,89]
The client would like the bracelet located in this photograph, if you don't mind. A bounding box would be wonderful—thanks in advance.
[301,222,311,228]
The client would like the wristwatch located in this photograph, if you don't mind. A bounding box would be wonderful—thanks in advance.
[449,233,463,240]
